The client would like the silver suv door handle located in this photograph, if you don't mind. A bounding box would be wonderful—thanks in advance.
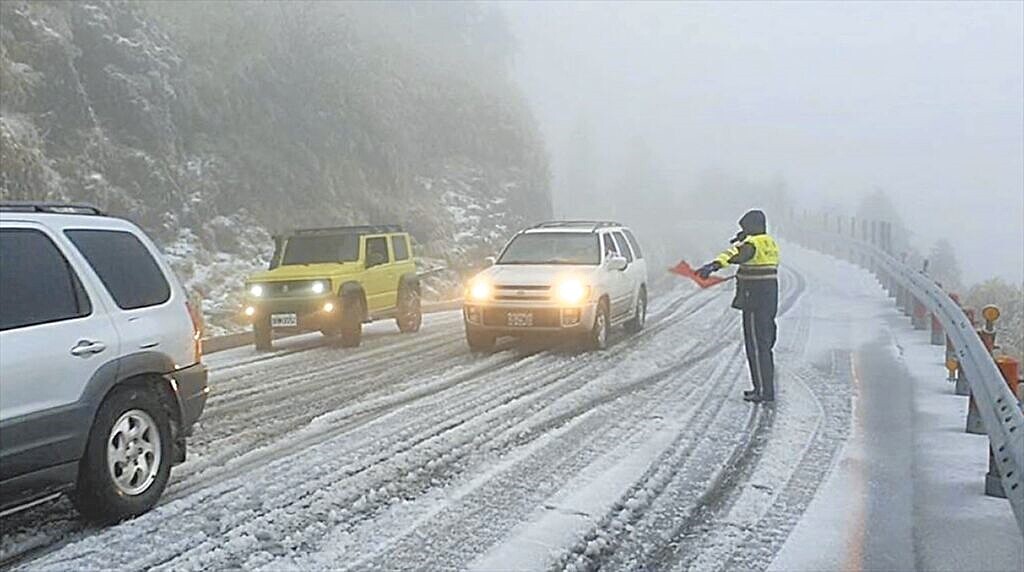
[71,340,107,357]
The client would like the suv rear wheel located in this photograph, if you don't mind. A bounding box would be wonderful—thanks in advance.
[396,284,422,333]
[71,385,172,523]
[340,295,364,347]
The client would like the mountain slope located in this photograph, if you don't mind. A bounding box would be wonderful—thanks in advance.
[0,0,550,331]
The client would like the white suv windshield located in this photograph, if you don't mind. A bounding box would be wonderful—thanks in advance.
[498,233,600,265]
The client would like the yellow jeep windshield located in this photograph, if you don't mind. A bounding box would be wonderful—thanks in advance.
[282,234,360,265]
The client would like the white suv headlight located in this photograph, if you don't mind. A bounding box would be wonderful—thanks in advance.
[556,279,589,305]
[468,279,492,302]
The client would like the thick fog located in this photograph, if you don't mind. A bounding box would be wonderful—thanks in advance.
[500,1,1023,284]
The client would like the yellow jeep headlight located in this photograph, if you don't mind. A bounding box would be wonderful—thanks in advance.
[249,284,264,298]
[311,280,328,294]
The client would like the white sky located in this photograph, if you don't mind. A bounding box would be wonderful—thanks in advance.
[500,0,1023,284]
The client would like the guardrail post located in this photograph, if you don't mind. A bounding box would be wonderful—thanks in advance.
[987,447,1007,497]
[901,288,913,317]
[912,298,928,330]
[930,313,944,345]
[955,364,971,396]
[882,266,896,298]
[966,395,986,434]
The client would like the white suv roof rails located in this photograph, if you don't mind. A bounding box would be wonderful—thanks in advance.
[0,201,106,216]
[529,220,624,232]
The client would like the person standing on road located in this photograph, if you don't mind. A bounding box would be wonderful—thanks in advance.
[696,210,780,402]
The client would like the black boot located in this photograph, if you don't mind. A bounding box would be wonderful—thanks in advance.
[743,391,762,402]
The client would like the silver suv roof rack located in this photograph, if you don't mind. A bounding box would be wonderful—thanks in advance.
[530,220,623,232]
[0,201,106,216]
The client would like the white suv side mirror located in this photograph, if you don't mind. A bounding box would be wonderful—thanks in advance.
[606,255,628,272]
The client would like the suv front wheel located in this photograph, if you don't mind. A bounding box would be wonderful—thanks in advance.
[340,295,364,347]
[585,300,610,351]
[466,326,496,353]
[254,316,273,351]
[71,385,173,523]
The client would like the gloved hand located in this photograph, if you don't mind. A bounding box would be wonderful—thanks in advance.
[696,261,722,279]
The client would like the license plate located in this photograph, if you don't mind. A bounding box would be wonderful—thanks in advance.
[506,311,533,327]
[271,313,298,328]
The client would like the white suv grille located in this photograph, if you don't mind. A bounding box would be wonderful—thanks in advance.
[494,284,551,301]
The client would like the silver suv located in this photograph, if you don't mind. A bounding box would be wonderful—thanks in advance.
[0,203,207,523]
[463,221,648,351]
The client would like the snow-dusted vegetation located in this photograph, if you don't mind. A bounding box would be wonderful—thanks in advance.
[0,0,549,332]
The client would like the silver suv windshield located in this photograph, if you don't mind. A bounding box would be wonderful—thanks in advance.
[498,232,600,265]
[282,234,360,265]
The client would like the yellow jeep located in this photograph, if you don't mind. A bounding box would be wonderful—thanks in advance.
[242,225,421,350]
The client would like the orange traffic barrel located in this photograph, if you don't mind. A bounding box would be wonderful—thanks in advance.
[995,356,1020,399]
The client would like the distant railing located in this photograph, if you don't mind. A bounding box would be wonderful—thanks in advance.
[788,217,1024,532]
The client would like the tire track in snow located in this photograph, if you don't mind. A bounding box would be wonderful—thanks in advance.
[353,325,749,571]
[271,288,743,569]
[7,286,708,571]
[650,269,817,571]
[179,284,709,501]
[712,351,853,571]
[161,284,737,568]
[551,266,806,571]
[128,287,725,569]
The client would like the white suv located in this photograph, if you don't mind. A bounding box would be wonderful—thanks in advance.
[0,203,207,523]
[463,221,648,351]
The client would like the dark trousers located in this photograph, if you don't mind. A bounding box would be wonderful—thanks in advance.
[742,307,777,399]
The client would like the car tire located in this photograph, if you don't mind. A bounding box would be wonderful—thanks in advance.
[466,326,496,353]
[396,284,422,333]
[70,385,173,524]
[624,287,647,334]
[585,299,610,351]
[254,317,273,351]
[340,295,364,347]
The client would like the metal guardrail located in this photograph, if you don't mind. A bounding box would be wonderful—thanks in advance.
[795,227,1024,531]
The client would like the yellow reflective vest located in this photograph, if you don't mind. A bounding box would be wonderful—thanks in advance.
[714,234,779,280]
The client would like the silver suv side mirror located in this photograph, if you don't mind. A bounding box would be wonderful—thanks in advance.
[483,256,496,268]
[606,255,628,272]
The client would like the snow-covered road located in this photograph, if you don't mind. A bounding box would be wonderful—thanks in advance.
[1,245,874,571]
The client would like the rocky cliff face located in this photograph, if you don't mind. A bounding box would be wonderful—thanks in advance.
[1,1,550,332]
